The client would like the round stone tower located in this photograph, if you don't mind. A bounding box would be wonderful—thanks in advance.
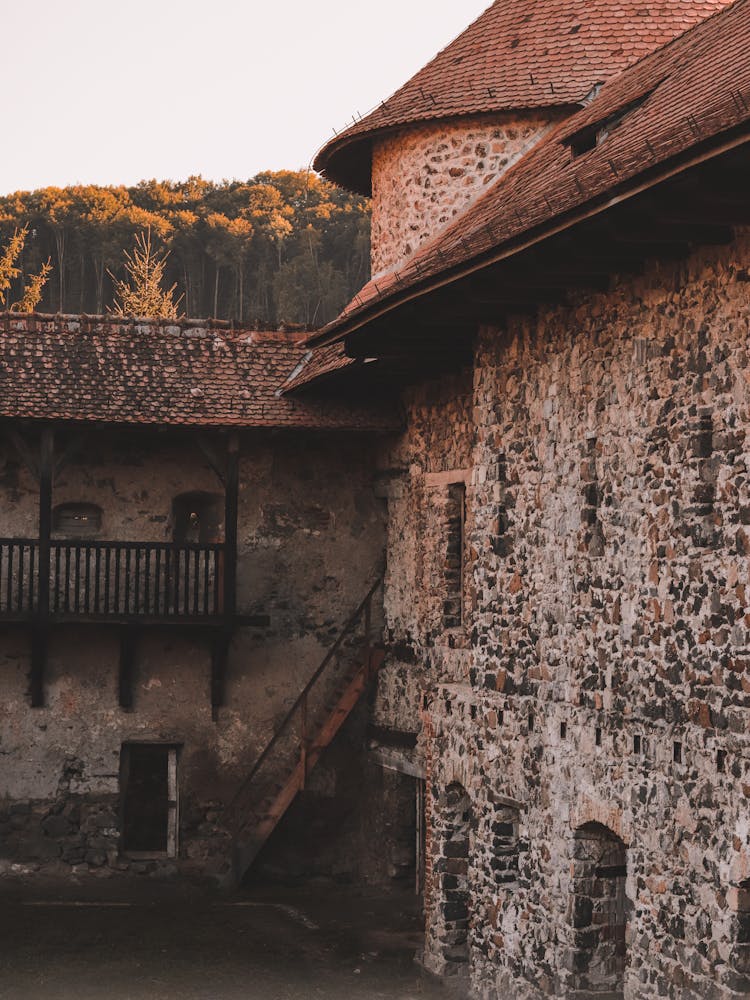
[314,0,733,279]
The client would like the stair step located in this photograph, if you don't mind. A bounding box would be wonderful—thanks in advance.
[230,598,382,884]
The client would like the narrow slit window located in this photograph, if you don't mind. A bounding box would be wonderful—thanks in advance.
[443,482,466,630]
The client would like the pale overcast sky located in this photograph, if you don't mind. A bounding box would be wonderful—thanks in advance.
[2,0,490,195]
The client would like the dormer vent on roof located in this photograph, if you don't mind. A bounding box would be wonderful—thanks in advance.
[565,87,661,158]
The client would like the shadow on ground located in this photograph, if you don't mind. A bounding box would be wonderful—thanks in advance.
[0,878,459,999]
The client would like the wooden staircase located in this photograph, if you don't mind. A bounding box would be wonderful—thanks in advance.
[226,578,384,886]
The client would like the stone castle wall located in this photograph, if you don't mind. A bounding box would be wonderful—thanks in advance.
[370,113,558,276]
[0,431,396,883]
[374,233,750,996]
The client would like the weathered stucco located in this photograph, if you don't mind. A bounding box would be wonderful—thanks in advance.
[370,113,557,276]
[0,431,398,882]
[374,233,750,997]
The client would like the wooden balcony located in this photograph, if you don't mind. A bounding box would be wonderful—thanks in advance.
[0,537,225,624]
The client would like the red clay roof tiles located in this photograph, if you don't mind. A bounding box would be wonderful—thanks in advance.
[0,315,393,431]
[280,343,355,394]
[315,0,734,193]
[308,0,750,349]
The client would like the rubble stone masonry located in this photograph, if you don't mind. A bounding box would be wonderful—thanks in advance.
[370,113,558,276]
[375,232,750,997]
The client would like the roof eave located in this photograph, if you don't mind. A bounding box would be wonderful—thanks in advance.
[314,103,583,196]
[309,120,750,350]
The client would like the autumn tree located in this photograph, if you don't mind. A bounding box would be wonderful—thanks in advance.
[0,171,370,324]
[109,230,182,319]
[0,225,52,313]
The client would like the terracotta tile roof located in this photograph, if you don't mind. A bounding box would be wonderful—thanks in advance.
[315,0,734,194]
[281,343,356,394]
[0,315,394,431]
[308,0,750,348]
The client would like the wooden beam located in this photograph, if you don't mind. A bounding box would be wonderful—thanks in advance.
[54,432,89,479]
[32,427,54,708]
[5,428,40,481]
[223,432,240,620]
[196,433,226,488]
[118,628,138,711]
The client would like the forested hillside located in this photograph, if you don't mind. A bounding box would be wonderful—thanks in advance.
[0,172,370,327]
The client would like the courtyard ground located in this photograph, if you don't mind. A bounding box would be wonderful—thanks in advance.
[0,877,457,1000]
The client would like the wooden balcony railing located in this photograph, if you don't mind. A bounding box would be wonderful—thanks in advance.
[0,538,225,621]
[0,539,38,615]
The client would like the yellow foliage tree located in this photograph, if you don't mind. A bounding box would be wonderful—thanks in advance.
[0,225,52,312]
[109,229,182,319]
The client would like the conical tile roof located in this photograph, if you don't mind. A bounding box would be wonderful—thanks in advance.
[314,0,734,194]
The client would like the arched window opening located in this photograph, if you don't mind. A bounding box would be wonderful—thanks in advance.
[172,492,223,544]
[435,782,473,969]
[570,822,629,998]
[52,502,103,538]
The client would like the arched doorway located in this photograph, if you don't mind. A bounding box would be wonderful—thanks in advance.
[570,822,629,997]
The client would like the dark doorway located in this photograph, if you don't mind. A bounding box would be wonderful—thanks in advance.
[172,492,223,544]
[570,822,629,997]
[121,744,179,856]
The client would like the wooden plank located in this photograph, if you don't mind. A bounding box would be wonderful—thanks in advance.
[32,427,54,707]
[53,432,89,479]
[37,428,53,620]
[233,651,386,882]
[424,469,472,489]
[223,432,240,620]
[167,747,179,859]
[196,433,227,487]
[5,428,40,481]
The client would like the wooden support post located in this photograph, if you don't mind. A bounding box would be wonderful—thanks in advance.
[224,432,240,621]
[118,629,137,711]
[31,427,54,708]
[211,630,230,721]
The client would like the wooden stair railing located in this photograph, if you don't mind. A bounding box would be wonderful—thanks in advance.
[226,577,385,885]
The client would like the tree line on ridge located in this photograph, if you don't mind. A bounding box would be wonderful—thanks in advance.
[0,172,370,327]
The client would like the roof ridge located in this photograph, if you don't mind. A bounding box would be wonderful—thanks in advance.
[310,0,750,343]
[314,0,735,195]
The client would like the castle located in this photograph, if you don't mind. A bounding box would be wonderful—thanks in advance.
[2,1,750,997]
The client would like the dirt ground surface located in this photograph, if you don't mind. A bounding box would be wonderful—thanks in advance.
[0,877,463,1000]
